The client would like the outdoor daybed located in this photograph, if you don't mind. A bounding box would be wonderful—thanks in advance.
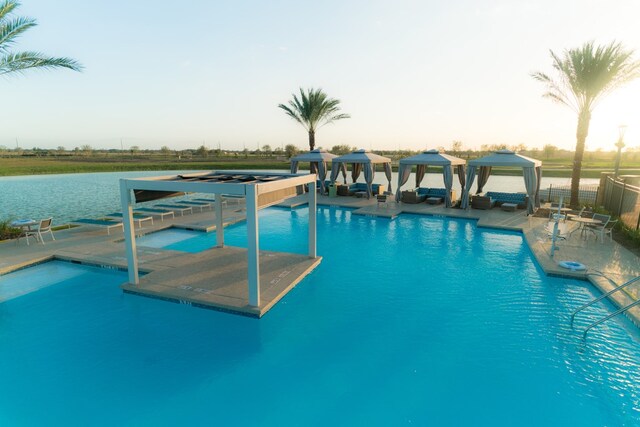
[485,192,528,208]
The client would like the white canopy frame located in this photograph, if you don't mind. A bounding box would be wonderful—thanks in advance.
[395,149,466,207]
[329,149,393,198]
[119,171,318,308]
[459,150,542,214]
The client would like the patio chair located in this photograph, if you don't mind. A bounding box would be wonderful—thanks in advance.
[584,214,611,242]
[587,218,617,243]
[24,217,55,245]
[376,194,387,208]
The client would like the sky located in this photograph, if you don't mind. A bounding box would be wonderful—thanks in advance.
[1,0,640,152]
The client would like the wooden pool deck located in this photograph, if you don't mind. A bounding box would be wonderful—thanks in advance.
[122,246,321,317]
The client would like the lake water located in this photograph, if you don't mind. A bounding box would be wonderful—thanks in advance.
[0,170,598,225]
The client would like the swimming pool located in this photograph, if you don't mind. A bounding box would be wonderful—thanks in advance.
[1,207,639,425]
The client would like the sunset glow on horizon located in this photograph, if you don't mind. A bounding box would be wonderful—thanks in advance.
[1,0,640,153]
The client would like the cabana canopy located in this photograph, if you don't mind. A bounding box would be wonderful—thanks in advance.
[396,149,466,207]
[460,149,542,214]
[290,149,346,193]
[329,149,393,198]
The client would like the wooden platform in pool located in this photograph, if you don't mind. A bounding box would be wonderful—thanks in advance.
[122,246,321,317]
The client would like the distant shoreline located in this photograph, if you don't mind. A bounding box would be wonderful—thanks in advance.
[0,157,637,179]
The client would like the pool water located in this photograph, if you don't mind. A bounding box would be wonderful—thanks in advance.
[1,207,639,426]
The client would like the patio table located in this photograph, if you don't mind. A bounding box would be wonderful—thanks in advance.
[569,217,602,239]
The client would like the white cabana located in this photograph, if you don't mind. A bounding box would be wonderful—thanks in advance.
[329,149,393,198]
[290,149,346,193]
[459,149,542,214]
[396,149,466,207]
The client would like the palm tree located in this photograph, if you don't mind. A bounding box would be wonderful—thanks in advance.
[278,88,350,151]
[0,0,82,76]
[532,41,640,207]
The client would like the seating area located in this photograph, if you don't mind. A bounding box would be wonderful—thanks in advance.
[335,182,386,197]
[401,187,453,204]
[484,192,528,208]
[470,192,527,210]
[471,195,495,210]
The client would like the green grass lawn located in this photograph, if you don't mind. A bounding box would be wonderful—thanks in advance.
[1,155,639,178]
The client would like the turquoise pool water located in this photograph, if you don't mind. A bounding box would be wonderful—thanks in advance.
[1,207,639,426]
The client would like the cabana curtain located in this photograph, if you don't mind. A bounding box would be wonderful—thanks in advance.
[384,163,393,193]
[415,164,426,187]
[443,165,454,207]
[457,165,466,189]
[395,164,413,202]
[476,166,492,194]
[459,166,477,209]
[523,167,537,214]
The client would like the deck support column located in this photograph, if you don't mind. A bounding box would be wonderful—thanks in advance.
[119,180,139,285]
[246,185,260,307]
[308,182,317,258]
[215,193,224,247]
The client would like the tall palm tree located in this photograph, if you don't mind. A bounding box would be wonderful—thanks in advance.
[0,0,82,76]
[532,41,640,207]
[278,88,350,151]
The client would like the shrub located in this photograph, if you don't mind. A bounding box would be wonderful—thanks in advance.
[0,218,21,241]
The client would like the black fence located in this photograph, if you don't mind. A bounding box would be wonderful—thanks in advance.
[602,177,640,231]
[544,184,599,206]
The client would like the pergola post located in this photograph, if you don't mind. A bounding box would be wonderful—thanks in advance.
[246,185,260,307]
[308,182,317,258]
[215,193,224,247]
[119,180,139,285]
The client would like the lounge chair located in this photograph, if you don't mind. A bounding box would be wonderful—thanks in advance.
[72,219,124,235]
[134,207,175,221]
[105,212,154,227]
[154,204,193,216]
[24,217,55,245]
[376,194,387,207]
[194,197,228,208]
[176,200,213,212]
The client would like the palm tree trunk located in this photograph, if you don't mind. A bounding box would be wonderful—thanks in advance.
[308,130,315,151]
[570,109,591,207]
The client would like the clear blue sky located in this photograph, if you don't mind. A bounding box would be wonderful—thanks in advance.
[2,0,640,152]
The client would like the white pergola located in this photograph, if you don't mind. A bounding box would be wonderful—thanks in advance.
[119,171,318,307]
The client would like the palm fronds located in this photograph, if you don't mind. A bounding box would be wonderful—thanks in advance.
[0,51,82,75]
[531,41,640,113]
[278,88,350,150]
[0,0,82,77]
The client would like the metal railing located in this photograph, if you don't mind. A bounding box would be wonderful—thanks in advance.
[571,275,640,338]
